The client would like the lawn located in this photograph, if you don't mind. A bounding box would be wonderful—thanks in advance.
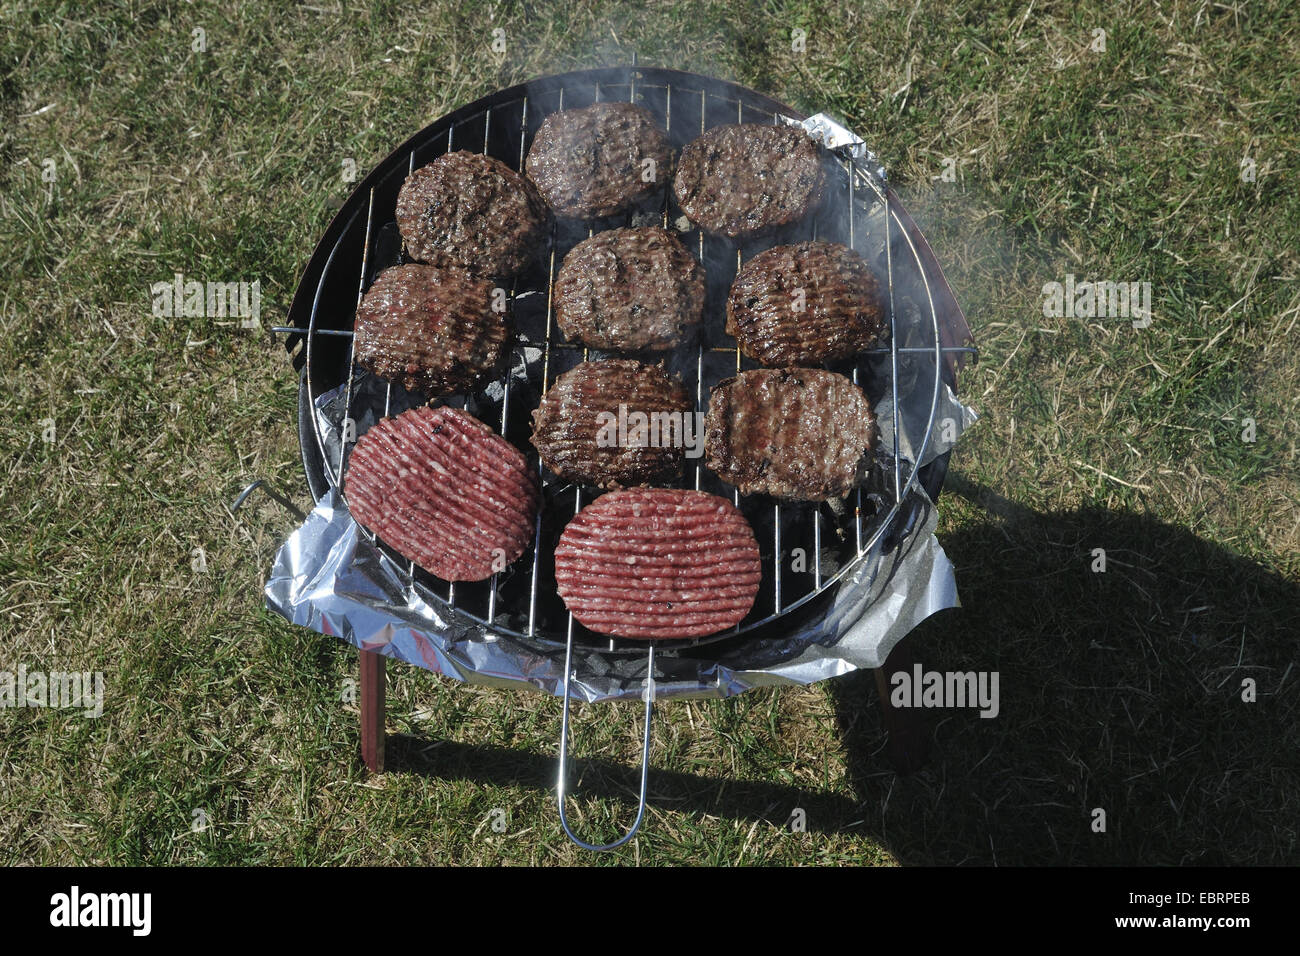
[1,0,1296,865]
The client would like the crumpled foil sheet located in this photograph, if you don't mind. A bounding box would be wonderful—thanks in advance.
[264,108,978,703]
[265,480,959,702]
[787,112,887,183]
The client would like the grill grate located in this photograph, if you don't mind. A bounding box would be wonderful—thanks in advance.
[282,68,976,659]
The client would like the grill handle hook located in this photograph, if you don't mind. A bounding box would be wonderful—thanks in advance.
[231,479,307,522]
[556,641,656,852]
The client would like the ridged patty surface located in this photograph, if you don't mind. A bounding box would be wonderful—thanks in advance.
[554,227,705,351]
[526,102,672,218]
[672,123,824,239]
[531,359,691,489]
[554,488,761,639]
[353,264,509,397]
[346,406,539,582]
[395,151,551,278]
[726,241,887,365]
[704,368,876,500]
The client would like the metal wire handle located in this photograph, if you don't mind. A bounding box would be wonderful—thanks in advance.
[556,640,656,851]
[231,479,306,521]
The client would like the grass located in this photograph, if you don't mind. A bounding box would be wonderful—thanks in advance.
[1,0,1297,864]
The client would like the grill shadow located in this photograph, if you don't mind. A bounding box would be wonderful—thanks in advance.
[383,733,862,840]
[829,476,1300,865]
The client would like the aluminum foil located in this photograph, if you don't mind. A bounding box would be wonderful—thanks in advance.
[265,480,959,702]
[788,112,888,184]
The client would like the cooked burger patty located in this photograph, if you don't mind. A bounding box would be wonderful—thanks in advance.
[727,241,887,365]
[554,227,705,351]
[672,123,825,240]
[705,368,876,500]
[345,405,539,582]
[395,151,551,278]
[531,359,691,489]
[526,102,672,218]
[554,488,761,639]
[354,264,509,397]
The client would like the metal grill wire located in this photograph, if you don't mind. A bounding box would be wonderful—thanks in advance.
[298,71,968,657]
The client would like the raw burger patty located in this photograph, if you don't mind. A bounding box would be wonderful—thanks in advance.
[526,102,672,218]
[345,405,538,582]
[354,264,509,397]
[705,368,876,500]
[395,151,551,278]
[672,123,825,240]
[727,241,887,365]
[554,488,761,639]
[531,359,690,489]
[554,227,705,351]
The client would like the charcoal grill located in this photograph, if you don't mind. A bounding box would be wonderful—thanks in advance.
[267,65,976,850]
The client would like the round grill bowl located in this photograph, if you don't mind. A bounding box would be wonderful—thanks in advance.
[281,66,975,663]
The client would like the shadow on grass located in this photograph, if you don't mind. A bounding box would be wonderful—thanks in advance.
[382,475,1297,863]
[386,733,855,841]
[828,475,1299,865]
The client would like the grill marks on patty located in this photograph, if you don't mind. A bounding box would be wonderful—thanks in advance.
[354,264,509,397]
[554,227,705,352]
[673,123,825,240]
[531,359,691,489]
[705,368,877,501]
[727,241,887,365]
[396,151,551,279]
[526,102,672,219]
[554,488,761,639]
[345,406,539,582]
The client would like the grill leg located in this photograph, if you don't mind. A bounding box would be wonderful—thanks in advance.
[873,635,930,774]
[359,648,386,774]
